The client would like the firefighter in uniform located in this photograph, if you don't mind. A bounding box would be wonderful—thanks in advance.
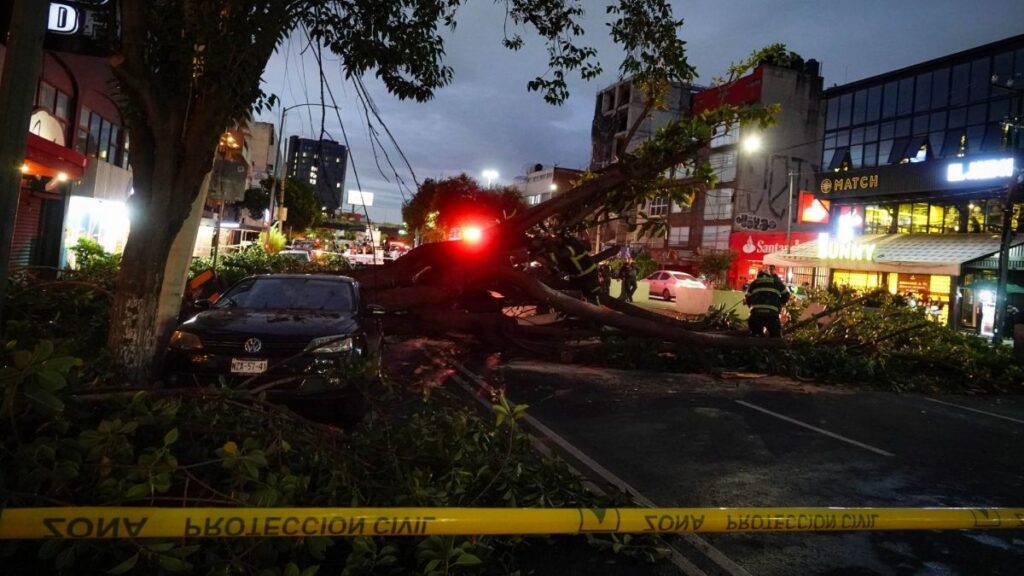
[745,269,789,337]
[532,235,603,304]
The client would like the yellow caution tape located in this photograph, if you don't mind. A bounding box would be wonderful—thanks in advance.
[1,507,1022,540]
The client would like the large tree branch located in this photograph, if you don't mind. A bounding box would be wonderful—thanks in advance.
[497,267,785,349]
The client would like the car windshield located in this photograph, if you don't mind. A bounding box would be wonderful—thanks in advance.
[216,277,355,311]
[671,273,693,280]
[279,251,311,261]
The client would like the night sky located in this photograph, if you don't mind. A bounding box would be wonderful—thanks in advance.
[258,0,1024,225]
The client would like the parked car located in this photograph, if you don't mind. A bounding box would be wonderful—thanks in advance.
[165,274,384,421]
[278,249,312,262]
[644,270,707,301]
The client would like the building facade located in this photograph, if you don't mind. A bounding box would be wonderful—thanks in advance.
[514,164,584,206]
[590,78,698,252]
[285,136,348,212]
[767,34,1024,334]
[680,60,826,287]
[247,121,277,184]
[0,43,132,272]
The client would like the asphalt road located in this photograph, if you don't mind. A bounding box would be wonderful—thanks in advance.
[492,361,1024,576]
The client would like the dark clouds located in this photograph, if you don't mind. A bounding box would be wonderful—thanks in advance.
[258,0,1024,224]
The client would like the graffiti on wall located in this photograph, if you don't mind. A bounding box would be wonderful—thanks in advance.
[735,213,778,231]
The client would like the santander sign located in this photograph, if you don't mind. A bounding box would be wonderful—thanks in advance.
[739,235,799,256]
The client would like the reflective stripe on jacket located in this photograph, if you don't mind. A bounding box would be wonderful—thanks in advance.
[746,274,787,314]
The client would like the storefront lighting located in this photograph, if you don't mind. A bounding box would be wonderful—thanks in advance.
[20,164,29,173]
[56,172,68,182]
[946,157,1015,183]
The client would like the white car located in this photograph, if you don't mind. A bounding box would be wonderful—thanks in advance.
[645,270,707,301]
[278,249,312,262]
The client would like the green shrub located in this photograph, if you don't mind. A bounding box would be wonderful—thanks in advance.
[3,239,119,358]
[0,341,671,574]
[582,292,1024,393]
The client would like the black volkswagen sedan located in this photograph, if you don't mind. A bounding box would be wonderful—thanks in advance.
[165,274,382,390]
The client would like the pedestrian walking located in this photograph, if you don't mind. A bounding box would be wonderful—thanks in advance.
[745,269,789,337]
[618,260,638,303]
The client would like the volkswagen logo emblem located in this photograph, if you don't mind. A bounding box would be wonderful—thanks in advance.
[243,338,263,354]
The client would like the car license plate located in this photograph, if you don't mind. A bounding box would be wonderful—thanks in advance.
[231,358,268,375]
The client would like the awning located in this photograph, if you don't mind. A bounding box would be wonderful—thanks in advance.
[24,132,88,179]
[764,233,1024,276]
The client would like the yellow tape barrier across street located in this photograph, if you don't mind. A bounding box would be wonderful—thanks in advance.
[2,507,1024,539]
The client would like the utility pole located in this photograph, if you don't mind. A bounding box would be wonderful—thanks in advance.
[991,74,1022,345]
[0,0,49,327]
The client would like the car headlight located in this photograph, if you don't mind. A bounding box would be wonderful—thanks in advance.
[308,335,353,355]
[169,330,203,350]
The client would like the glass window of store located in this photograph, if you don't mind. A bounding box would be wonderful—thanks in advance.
[967,202,985,232]
[833,270,883,291]
[943,205,961,233]
[865,205,893,234]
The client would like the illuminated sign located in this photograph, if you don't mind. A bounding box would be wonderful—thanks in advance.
[819,174,879,195]
[797,192,830,224]
[946,158,1015,182]
[347,190,374,207]
[817,233,876,261]
[29,109,66,146]
[48,3,79,34]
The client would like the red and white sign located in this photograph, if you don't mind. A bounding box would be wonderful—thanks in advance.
[797,191,831,224]
[727,231,818,289]
[729,231,816,256]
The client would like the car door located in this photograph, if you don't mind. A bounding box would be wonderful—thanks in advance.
[647,272,664,297]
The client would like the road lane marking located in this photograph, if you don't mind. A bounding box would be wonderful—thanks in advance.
[445,358,751,576]
[925,398,1024,426]
[735,400,895,458]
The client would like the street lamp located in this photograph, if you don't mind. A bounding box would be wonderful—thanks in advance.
[482,169,499,188]
[270,102,340,228]
[741,135,806,254]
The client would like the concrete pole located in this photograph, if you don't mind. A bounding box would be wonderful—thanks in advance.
[786,170,796,254]
[0,0,49,326]
[992,89,1023,345]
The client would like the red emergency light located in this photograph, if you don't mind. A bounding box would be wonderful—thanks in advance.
[462,226,483,244]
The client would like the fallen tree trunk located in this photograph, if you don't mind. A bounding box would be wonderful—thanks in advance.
[345,108,786,351]
[496,267,786,349]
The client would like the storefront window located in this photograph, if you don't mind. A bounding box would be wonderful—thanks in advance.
[928,205,944,234]
[986,200,1003,233]
[943,205,961,233]
[833,270,883,292]
[968,202,984,232]
[897,203,913,233]
[63,197,131,267]
[865,205,892,234]
[911,203,929,233]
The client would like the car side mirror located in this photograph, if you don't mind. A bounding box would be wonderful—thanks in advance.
[193,298,213,310]
[366,304,387,316]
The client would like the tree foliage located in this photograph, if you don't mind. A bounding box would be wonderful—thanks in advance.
[0,340,671,574]
[236,186,269,219]
[282,178,322,232]
[402,175,526,240]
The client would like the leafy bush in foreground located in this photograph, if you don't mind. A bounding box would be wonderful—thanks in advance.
[1,341,669,574]
[192,246,352,288]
